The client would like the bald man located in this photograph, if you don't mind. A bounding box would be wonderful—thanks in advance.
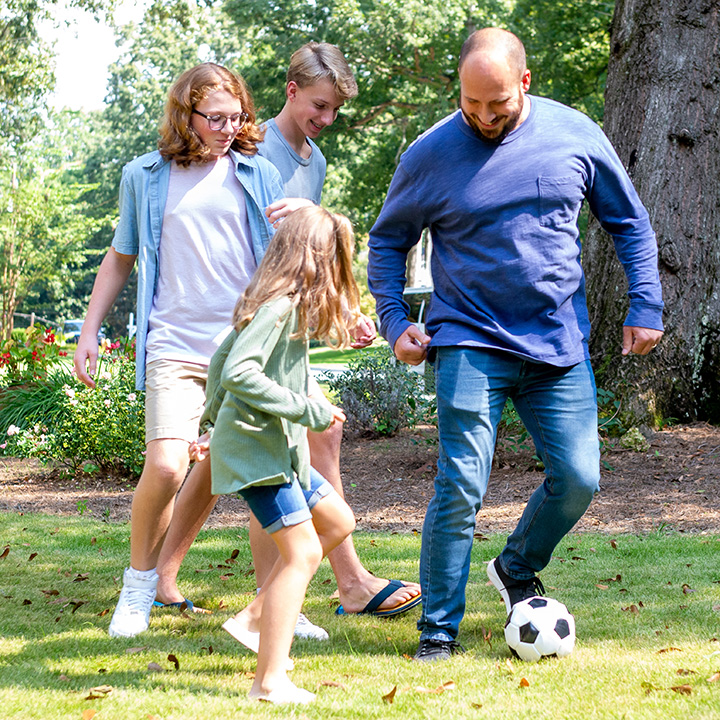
[368,28,664,662]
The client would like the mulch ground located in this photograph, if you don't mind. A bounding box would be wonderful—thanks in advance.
[1,422,719,535]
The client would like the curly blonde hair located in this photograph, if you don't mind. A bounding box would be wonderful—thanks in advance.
[158,63,264,167]
[233,206,361,349]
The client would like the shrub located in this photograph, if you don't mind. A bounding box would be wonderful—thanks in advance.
[324,346,433,436]
[1,338,146,477]
[0,324,70,386]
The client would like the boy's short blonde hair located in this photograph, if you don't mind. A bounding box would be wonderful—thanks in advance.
[287,42,358,101]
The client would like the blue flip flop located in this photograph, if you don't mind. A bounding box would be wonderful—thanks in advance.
[335,579,422,617]
[153,599,212,614]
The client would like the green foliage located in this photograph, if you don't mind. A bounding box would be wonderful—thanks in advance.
[0,324,70,385]
[508,0,612,123]
[1,339,146,477]
[325,345,432,436]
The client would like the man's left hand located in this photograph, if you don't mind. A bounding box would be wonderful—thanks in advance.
[622,326,664,356]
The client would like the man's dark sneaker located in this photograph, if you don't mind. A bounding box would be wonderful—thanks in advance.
[413,638,466,663]
[486,557,545,613]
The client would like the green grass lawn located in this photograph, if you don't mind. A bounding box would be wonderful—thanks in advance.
[1,513,719,719]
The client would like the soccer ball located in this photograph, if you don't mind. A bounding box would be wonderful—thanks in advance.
[504,596,575,662]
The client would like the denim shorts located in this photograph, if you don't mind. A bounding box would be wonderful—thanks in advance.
[239,468,334,534]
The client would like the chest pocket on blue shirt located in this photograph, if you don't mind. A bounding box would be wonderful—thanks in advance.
[538,175,585,228]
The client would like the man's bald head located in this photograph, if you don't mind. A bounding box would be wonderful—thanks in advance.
[459,28,527,79]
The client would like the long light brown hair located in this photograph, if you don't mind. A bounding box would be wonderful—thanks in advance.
[158,63,264,167]
[233,206,361,348]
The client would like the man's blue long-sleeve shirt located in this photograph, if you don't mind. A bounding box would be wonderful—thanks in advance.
[368,96,664,367]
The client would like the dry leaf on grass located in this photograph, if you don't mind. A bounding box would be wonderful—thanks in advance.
[382,686,397,704]
[519,677,530,688]
[657,647,682,654]
[147,663,164,673]
[84,685,112,700]
[167,654,180,670]
[82,710,96,720]
[671,684,693,695]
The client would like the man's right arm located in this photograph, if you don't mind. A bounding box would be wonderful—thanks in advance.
[367,163,428,358]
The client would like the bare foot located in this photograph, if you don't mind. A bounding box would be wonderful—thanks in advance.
[338,577,421,614]
[249,678,315,705]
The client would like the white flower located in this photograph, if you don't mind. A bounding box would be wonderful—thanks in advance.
[69,399,78,406]
[7,425,20,436]
[127,393,137,402]
[64,387,76,399]
[103,399,112,407]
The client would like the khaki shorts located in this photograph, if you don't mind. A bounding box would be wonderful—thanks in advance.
[144,359,208,444]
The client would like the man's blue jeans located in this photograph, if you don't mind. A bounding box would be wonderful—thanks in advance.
[418,347,600,642]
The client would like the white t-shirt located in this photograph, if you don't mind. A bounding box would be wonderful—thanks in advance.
[146,155,256,365]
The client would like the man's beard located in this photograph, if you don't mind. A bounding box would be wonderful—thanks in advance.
[461,106,522,145]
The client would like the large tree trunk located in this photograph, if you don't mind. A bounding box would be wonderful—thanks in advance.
[583,0,720,424]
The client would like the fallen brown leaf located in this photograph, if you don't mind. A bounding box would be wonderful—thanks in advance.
[82,710,97,720]
[471,702,483,708]
[671,684,693,695]
[622,604,640,615]
[676,669,696,676]
[595,584,610,590]
[657,647,682,654]
[707,672,720,683]
[0,546,9,560]
[504,658,515,674]
[682,584,695,595]
[28,552,37,561]
[382,686,397,704]
[319,680,346,690]
[126,647,148,654]
[85,685,113,700]
[519,677,530,688]
[167,653,180,670]
[610,540,618,549]
[147,663,164,673]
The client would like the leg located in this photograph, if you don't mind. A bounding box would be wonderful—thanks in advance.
[499,359,600,578]
[108,438,190,637]
[248,521,323,704]
[418,347,512,644]
[231,475,355,638]
[309,418,421,613]
[155,458,218,604]
[130,439,191,569]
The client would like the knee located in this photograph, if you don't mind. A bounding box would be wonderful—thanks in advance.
[309,418,343,454]
[141,453,188,490]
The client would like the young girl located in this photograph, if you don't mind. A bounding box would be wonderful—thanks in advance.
[190,205,359,704]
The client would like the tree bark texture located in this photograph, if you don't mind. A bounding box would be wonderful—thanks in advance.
[583,0,720,422]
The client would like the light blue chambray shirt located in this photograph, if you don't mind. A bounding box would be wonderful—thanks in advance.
[110,149,284,390]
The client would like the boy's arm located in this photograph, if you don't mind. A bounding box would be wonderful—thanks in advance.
[265,197,315,226]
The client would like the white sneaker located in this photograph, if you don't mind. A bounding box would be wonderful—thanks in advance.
[294,612,328,641]
[108,568,158,638]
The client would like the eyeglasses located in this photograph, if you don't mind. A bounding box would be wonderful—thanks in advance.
[192,109,249,132]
